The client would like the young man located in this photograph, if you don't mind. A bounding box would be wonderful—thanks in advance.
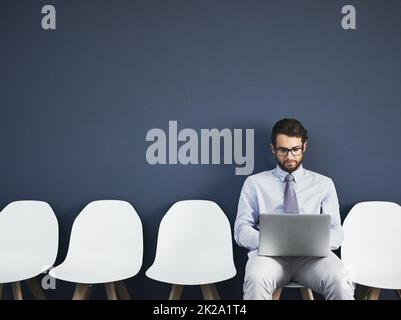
[234,118,354,300]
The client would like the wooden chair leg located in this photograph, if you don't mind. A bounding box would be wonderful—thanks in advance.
[300,288,314,300]
[201,284,215,300]
[84,285,93,300]
[366,287,381,300]
[364,287,371,300]
[0,283,3,300]
[396,289,401,299]
[104,282,118,300]
[72,283,91,300]
[201,284,220,300]
[354,284,369,300]
[272,287,282,300]
[169,284,184,300]
[115,281,131,300]
[12,282,23,300]
[209,283,221,300]
[26,277,47,300]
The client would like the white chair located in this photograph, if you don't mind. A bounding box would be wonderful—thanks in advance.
[146,200,236,300]
[341,201,401,300]
[0,201,58,300]
[273,281,314,300]
[49,200,143,300]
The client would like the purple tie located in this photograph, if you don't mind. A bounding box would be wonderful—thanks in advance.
[284,173,299,214]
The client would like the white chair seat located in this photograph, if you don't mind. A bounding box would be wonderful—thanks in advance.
[50,258,140,284]
[146,263,236,285]
[284,281,304,288]
[0,257,50,284]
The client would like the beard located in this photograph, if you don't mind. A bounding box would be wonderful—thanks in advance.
[276,157,303,173]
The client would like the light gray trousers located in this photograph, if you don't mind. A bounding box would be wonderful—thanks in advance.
[243,250,355,300]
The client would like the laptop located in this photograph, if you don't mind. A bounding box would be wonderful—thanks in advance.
[258,213,331,257]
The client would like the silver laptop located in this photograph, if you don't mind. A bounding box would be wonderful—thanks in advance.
[258,213,331,257]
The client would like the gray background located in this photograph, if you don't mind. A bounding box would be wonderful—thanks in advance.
[0,0,400,299]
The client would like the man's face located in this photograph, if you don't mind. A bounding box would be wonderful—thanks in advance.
[270,134,307,173]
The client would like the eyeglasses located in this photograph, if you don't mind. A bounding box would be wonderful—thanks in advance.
[275,146,304,157]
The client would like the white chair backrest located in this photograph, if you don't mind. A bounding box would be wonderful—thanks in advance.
[341,201,401,289]
[0,200,58,281]
[146,200,236,285]
[63,200,143,275]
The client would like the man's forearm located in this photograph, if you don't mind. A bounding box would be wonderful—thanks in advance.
[329,225,344,250]
[234,223,259,251]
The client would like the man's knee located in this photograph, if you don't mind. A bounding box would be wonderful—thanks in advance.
[244,270,276,292]
[243,270,278,300]
[320,269,355,299]
[325,272,350,287]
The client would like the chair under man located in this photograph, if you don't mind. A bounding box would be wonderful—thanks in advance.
[0,201,58,300]
[49,200,143,300]
[273,282,314,300]
[146,200,236,299]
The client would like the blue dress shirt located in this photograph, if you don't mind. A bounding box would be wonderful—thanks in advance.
[234,164,343,251]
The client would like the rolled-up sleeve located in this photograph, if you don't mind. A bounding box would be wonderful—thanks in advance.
[321,179,344,250]
[234,177,260,251]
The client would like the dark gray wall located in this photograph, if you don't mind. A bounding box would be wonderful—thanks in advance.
[0,0,400,299]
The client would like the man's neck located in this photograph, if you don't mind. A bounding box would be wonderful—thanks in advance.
[275,164,304,182]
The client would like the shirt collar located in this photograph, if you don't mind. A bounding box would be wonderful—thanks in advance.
[274,164,305,182]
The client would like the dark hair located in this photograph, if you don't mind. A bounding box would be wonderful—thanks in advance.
[271,118,308,146]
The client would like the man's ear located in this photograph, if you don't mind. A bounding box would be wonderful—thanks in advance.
[303,141,308,152]
[269,143,276,155]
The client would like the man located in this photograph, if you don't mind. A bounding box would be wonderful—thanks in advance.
[234,118,354,300]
